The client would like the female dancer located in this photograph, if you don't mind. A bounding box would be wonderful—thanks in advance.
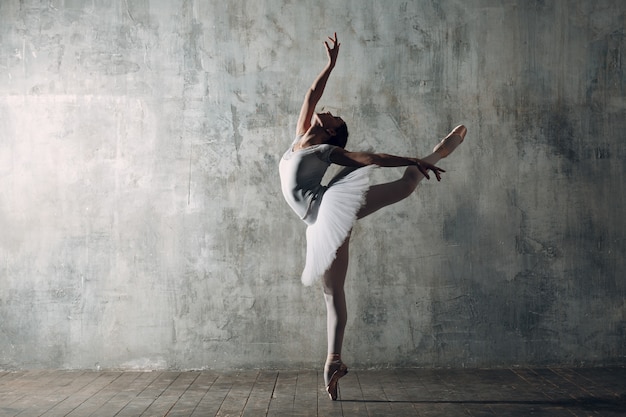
[279,33,467,400]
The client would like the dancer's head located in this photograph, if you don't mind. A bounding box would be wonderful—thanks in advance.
[314,112,349,148]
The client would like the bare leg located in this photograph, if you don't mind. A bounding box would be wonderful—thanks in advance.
[322,237,350,398]
[357,151,441,219]
[322,237,349,356]
[357,125,466,219]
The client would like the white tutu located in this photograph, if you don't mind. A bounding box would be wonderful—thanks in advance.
[301,165,377,286]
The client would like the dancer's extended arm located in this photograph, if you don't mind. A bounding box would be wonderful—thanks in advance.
[330,148,445,181]
[296,33,340,136]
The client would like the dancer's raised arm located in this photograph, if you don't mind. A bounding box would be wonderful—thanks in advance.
[296,33,340,137]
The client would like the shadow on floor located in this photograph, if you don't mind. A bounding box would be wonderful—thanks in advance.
[340,394,626,412]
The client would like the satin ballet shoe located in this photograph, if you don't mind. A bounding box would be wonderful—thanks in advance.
[325,359,348,401]
[433,124,467,158]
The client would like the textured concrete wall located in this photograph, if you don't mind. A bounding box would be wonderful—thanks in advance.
[0,0,624,370]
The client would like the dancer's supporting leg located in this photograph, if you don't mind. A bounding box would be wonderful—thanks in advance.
[323,237,349,356]
[322,237,350,400]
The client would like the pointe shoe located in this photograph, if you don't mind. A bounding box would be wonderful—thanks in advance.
[325,358,348,401]
[433,125,467,158]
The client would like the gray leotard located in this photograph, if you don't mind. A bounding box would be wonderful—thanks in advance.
[279,136,374,285]
[279,138,337,225]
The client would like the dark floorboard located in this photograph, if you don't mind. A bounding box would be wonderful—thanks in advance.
[0,367,624,416]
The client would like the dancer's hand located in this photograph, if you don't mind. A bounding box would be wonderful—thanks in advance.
[415,159,445,181]
[296,33,340,136]
[324,32,340,67]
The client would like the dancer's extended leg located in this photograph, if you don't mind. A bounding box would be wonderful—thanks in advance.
[357,125,466,219]
[356,152,439,218]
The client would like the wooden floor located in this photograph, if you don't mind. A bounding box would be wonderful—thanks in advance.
[1,367,624,416]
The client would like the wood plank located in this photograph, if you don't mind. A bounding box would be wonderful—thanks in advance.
[566,367,626,396]
[189,372,240,417]
[509,368,594,417]
[376,369,420,416]
[35,372,104,417]
[138,372,199,416]
[266,370,298,416]
[0,371,54,416]
[11,371,94,417]
[476,369,538,401]
[0,367,623,416]
[356,370,395,417]
[548,368,626,417]
[0,371,53,409]
[552,367,625,409]
[511,368,563,398]
[165,371,220,417]
[1,371,66,417]
[215,371,258,417]
[402,368,475,417]
[59,372,140,417]
[335,371,368,415]
[89,372,162,417]
[527,368,578,399]
[241,371,277,417]
[114,372,180,417]
[33,372,120,417]
[430,368,497,416]
[292,370,318,417]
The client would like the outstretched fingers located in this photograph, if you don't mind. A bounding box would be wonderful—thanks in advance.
[417,160,445,181]
[324,32,340,62]
[327,32,339,48]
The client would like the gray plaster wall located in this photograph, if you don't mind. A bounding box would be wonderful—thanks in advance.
[0,0,624,370]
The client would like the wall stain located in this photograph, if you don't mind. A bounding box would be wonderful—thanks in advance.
[1,0,625,370]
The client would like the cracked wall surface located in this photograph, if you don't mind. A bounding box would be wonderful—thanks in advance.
[0,0,624,370]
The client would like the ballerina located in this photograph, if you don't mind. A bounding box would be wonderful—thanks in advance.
[279,33,467,400]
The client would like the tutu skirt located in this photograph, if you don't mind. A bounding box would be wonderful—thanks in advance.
[301,165,376,286]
